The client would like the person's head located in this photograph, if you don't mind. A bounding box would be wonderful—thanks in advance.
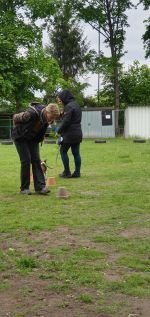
[57,89,74,105]
[45,103,60,124]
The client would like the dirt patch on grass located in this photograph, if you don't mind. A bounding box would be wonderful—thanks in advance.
[0,276,110,317]
[1,275,149,317]
[0,227,149,317]
[120,226,150,238]
[103,269,123,282]
[109,294,150,317]
[0,227,107,256]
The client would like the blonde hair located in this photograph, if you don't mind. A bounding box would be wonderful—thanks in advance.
[45,103,60,118]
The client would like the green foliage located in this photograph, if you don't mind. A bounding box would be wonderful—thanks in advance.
[139,1,150,57]
[26,0,58,19]
[49,77,89,106]
[119,61,150,106]
[83,96,98,107]
[141,0,150,8]
[46,0,91,80]
[62,79,88,106]
[0,0,62,111]
[94,61,150,108]
[142,17,150,58]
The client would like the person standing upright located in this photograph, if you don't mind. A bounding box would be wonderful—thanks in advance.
[56,89,82,178]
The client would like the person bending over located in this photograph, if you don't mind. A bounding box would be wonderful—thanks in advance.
[12,102,60,195]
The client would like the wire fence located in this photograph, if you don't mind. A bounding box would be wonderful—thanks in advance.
[0,118,13,139]
[0,109,125,140]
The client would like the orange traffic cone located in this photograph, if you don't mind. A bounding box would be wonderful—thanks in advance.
[46,176,56,186]
[56,186,69,198]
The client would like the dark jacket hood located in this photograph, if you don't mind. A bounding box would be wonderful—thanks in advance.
[58,89,74,105]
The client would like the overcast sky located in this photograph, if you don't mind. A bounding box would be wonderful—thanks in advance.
[81,3,150,96]
[42,2,150,97]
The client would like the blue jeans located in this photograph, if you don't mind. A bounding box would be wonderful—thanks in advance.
[60,143,81,174]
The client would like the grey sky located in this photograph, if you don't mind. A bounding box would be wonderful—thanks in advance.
[81,3,150,96]
[42,2,149,97]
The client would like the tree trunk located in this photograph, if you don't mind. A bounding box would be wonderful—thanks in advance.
[15,99,21,112]
[113,64,120,135]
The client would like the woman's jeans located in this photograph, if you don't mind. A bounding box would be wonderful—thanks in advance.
[60,143,81,174]
[15,140,45,191]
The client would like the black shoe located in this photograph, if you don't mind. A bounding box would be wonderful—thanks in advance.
[71,172,80,178]
[35,187,51,195]
[20,189,32,195]
[59,171,71,178]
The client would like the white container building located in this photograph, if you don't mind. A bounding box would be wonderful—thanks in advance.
[124,106,150,139]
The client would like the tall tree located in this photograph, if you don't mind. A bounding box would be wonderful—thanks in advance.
[140,0,150,58]
[46,0,90,80]
[0,0,60,111]
[71,0,133,133]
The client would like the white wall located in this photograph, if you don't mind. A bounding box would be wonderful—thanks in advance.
[125,107,150,139]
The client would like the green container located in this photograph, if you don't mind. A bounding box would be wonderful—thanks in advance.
[0,117,12,139]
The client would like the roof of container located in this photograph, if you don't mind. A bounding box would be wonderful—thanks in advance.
[82,107,115,111]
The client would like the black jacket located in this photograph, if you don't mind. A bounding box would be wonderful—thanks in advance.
[57,89,82,144]
[12,104,48,142]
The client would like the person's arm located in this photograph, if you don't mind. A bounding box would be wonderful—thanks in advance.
[13,110,36,125]
[13,111,32,125]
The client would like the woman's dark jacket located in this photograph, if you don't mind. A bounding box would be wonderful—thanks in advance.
[57,89,82,144]
[12,104,48,143]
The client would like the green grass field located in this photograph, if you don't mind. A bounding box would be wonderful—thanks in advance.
[0,138,150,317]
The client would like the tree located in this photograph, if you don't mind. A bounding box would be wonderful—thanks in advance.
[71,0,134,133]
[0,0,61,111]
[119,61,150,106]
[140,0,150,58]
[45,0,90,80]
[96,61,150,108]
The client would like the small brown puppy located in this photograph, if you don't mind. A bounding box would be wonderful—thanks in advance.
[41,160,48,179]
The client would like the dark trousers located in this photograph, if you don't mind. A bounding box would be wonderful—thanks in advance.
[60,143,81,174]
[15,140,45,191]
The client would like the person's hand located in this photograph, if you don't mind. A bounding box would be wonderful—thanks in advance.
[53,125,59,133]
[56,136,63,145]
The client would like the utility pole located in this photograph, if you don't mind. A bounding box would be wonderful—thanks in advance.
[98,25,100,107]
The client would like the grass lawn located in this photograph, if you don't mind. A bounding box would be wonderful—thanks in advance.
[0,138,150,317]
